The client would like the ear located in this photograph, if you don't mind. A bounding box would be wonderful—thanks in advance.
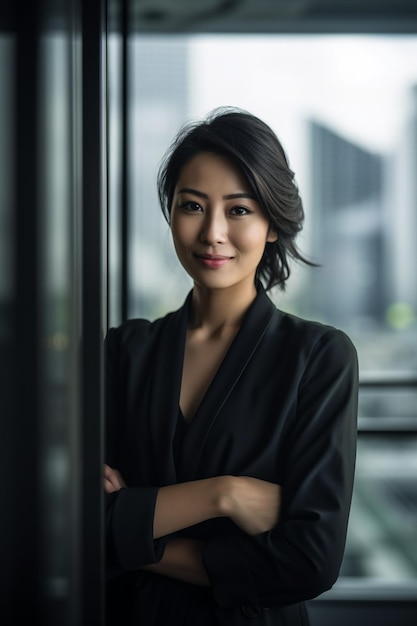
[266,228,278,243]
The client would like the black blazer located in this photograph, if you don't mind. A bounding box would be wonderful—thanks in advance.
[105,286,359,626]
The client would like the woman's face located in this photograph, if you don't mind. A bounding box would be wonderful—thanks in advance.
[170,151,277,293]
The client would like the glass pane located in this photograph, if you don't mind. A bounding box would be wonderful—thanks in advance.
[341,436,417,595]
[127,37,192,319]
[108,32,123,328]
[121,34,417,597]
[359,387,417,420]
[38,32,77,625]
[126,34,417,376]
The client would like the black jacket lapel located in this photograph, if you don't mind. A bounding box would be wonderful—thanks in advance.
[180,286,277,480]
[147,293,191,485]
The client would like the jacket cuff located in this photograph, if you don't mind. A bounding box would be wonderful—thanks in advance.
[203,534,258,610]
[110,487,167,570]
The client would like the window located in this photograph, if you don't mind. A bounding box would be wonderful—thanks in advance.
[108,33,417,598]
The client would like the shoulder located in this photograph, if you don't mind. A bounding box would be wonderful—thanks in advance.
[269,305,358,365]
[105,311,176,357]
[106,318,151,347]
[278,307,355,344]
[264,308,359,402]
[253,286,357,364]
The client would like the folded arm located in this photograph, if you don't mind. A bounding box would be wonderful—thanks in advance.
[105,464,281,585]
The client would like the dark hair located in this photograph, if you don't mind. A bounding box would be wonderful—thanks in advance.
[157,106,315,291]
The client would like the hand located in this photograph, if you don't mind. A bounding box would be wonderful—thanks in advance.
[104,464,126,494]
[221,476,281,536]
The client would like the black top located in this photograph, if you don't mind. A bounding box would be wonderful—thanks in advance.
[173,408,189,482]
[105,285,359,625]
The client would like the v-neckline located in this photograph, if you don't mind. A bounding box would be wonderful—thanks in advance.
[179,326,241,425]
[147,284,277,482]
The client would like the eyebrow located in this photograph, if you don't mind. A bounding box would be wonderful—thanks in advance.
[176,187,257,201]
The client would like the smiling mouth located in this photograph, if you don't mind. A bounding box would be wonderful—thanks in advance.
[196,254,231,260]
[194,253,232,268]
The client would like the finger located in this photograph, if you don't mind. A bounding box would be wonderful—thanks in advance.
[104,478,116,493]
[104,464,114,478]
[104,469,121,489]
[112,469,126,488]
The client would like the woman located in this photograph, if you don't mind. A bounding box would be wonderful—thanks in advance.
[104,108,358,625]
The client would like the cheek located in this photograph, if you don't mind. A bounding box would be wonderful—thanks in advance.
[236,224,270,252]
[171,216,189,245]
[171,219,200,257]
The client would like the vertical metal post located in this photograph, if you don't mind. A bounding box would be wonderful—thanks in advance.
[4,2,42,623]
[0,0,107,623]
[80,0,106,623]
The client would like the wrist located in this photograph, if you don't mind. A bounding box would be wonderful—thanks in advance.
[214,475,236,518]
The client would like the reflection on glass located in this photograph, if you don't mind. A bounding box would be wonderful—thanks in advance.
[113,34,417,595]
[108,33,123,328]
[38,33,75,624]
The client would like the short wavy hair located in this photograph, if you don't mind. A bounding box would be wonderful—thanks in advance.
[157,107,315,291]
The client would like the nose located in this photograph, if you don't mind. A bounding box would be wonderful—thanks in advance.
[199,209,227,245]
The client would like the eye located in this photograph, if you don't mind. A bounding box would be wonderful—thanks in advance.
[179,200,203,212]
[230,206,252,216]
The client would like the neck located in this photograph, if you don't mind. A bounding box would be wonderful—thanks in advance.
[189,280,258,334]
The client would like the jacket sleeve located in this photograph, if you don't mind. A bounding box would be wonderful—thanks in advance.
[202,329,359,610]
[105,325,167,577]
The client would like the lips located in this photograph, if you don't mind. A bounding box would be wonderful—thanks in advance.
[197,254,231,260]
[194,253,232,268]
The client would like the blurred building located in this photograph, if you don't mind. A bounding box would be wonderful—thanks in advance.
[308,120,386,329]
[308,84,417,332]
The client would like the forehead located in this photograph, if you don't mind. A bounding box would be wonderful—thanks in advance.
[175,151,251,191]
